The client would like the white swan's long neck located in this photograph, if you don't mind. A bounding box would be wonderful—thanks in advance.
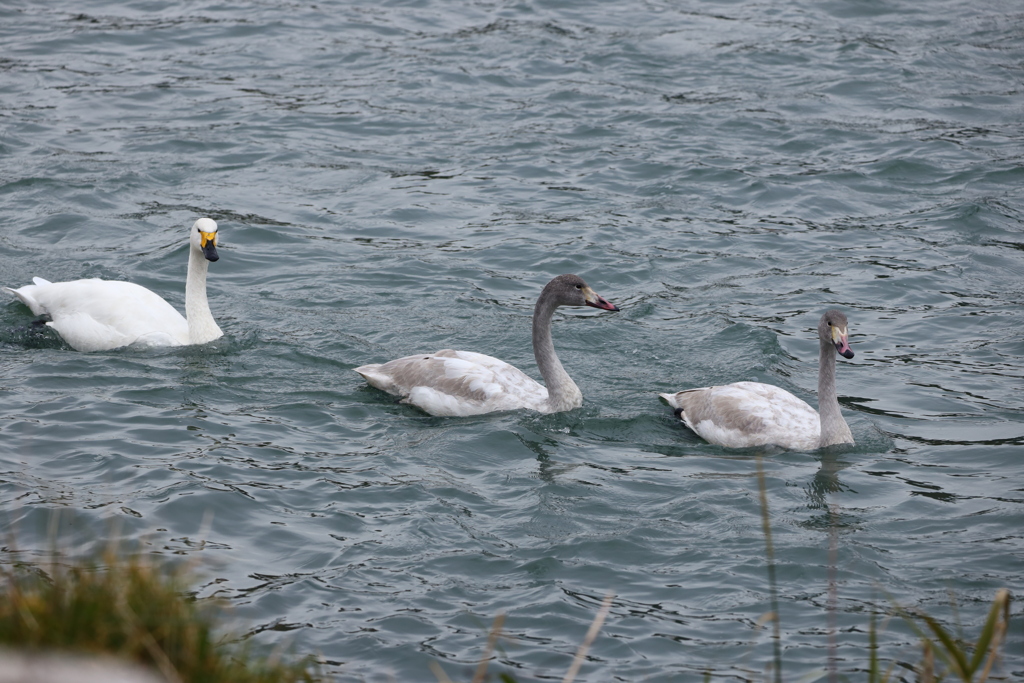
[185,245,223,345]
[817,338,852,447]
[532,294,583,412]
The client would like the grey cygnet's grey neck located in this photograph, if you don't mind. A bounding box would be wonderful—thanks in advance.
[532,290,582,411]
[817,336,852,447]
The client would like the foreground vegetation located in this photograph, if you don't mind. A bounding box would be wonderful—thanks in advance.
[0,543,1011,682]
[0,548,318,683]
[887,588,1012,683]
[753,457,1013,683]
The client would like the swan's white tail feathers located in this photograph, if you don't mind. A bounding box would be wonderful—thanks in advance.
[660,387,715,409]
[659,392,680,408]
[4,285,43,316]
[354,364,394,393]
[32,277,52,286]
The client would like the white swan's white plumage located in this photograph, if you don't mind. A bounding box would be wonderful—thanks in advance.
[355,274,620,417]
[660,310,856,451]
[4,218,223,352]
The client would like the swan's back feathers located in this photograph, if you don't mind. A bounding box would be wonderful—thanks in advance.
[354,349,548,417]
[662,382,820,451]
[7,278,189,351]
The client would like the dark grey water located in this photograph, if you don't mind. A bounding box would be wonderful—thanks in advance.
[2,0,1022,680]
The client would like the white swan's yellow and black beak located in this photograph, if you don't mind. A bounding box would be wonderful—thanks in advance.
[832,325,854,359]
[583,286,620,312]
[200,230,219,262]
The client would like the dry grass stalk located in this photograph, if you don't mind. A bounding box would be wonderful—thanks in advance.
[921,641,935,683]
[429,660,456,683]
[470,613,506,683]
[562,593,614,683]
[754,454,783,683]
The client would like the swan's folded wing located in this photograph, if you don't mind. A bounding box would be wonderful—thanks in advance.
[8,279,189,350]
[727,382,820,436]
[355,352,499,399]
[433,350,540,387]
[46,313,135,353]
[674,383,819,450]
[354,349,546,416]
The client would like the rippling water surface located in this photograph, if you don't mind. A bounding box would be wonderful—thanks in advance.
[2,0,1023,680]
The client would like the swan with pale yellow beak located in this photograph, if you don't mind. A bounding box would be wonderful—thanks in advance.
[4,218,223,352]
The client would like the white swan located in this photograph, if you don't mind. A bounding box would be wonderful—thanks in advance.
[4,218,223,352]
[659,310,855,451]
[355,274,620,416]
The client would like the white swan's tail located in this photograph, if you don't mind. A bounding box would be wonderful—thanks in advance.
[658,392,682,409]
[4,279,50,316]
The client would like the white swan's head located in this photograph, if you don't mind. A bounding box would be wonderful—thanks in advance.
[544,274,620,311]
[819,309,853,359]
[190,218,220,262]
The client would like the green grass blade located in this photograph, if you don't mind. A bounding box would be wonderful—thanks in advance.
[917,611,969,680]
[967,590,1009,675]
